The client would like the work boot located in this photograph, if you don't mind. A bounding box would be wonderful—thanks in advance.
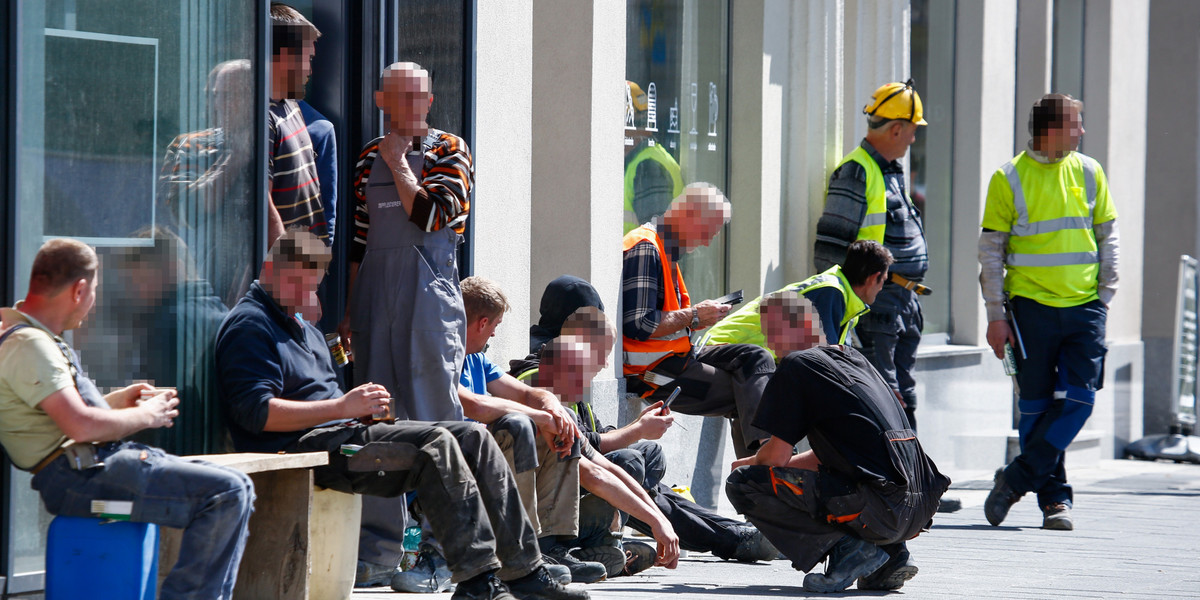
[570,545,624,579]
[1042,503,1074,531]
[728,526,781,563]
[984,467,1022,526]
[505,565,591,600]
[802,536,889,593]
[857,547,919,591]
[937,496,963,513]
[452,571,516,600]
[355,559,398,587]
[619,541,656,576]
[542,563,572,585]
[541,544,607,583]
[391,545,454,593]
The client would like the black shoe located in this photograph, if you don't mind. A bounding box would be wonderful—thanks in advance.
[937,496,963,513]
[802,536,889,594]
[620,541,656,576]
[452,571,516,600]
[857,547,919,591]
[542,544,607,583]
[984,467,1022,526]
[505,566,590,600]
[1042,503,1074,530]
[728,526,780,563]
[570,545,624,579]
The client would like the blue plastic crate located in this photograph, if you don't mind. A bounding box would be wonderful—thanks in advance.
[46,516,159,600]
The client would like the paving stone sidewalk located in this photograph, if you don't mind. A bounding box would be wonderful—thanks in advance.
[353,459,1200,599]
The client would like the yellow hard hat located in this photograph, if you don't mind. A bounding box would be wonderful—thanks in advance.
[863,79,927,126]
[626,81,648,112]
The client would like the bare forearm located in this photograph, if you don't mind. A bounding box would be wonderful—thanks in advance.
[580,457,669,531]
[266,198,285,248]
[650,308,692,338]
[597,422,643,453]
[460,387,546,426]
[70,408,154,443]
[262,398,347,432]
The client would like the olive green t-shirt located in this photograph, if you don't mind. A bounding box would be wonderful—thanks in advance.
[0,307,73,469]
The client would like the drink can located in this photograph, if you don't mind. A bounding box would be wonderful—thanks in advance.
[325,333,350,367]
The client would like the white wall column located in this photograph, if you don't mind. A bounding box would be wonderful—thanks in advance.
[1013,0,1052,153]
[949,0,1016,346]
[474,0,534,365]
[529,0,625,386]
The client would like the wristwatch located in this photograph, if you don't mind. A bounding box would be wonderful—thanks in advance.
[690,307,700,329]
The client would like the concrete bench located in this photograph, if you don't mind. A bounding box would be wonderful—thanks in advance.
[156,452,361,600]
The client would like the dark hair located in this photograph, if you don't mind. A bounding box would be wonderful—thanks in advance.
[1028,93,1082,139]
[841,240,893,286]
[267,229,331,272]
[271,3,320,57]
[29,238,98,296]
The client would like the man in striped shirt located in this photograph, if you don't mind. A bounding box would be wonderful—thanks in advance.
[267,4,329,248]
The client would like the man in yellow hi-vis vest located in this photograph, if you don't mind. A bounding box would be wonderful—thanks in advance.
[814,80,928,430]
[980,94,1119,533]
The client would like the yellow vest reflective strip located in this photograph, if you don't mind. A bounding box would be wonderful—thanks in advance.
[835,147,887,243]
[1002,155,1099,268]
[624,144,684,234]
[790,268,868,344]
[621,226,693,376]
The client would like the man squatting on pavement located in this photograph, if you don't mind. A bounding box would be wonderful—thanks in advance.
[0,239,254,600]
[511,275,780,571]
[458,276,682,579]
[621,183,776,458]
[981,93,1119,532]
[726,292,950,593]
[215,230,587,600]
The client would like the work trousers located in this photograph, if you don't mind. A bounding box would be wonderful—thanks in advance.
[33,442,254,600]
[856,282,922,429]
[490,413,581,538]
[295,420,541,583]
[1005,297,1107,509]
[634,343,775,458]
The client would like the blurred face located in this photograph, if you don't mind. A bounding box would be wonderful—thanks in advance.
[271,37,316,99]
[262,262,323,316]
[548,339,602,402]
[674,195,729,253]
[375,66,432,137]
[761,300,823,357]
[466,313,503,354]
[1044,104,1084,156]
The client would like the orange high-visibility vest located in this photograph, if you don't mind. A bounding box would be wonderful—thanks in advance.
[621,225,693,377]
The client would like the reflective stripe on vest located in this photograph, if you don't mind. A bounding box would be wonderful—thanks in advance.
[835,147,887,243]
[1002,154,1099,268]
[621,225,692,376]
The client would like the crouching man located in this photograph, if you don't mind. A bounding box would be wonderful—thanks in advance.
[726,294,949,593]
[214,230,586,600]
[0,239,254,600]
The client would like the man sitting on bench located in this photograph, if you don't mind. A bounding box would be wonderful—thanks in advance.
[0,238,254,600]
[214,230,586,600]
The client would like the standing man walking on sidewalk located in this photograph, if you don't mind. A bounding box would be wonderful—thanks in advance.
[980,94,1119,531]
[814,79,928,430]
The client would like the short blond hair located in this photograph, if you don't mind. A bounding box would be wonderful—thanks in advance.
[461,276,510,322]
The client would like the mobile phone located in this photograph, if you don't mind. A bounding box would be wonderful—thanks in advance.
[661,386,682,411]
[713,290,744,307]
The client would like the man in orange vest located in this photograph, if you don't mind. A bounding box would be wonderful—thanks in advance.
[621,184,775,458]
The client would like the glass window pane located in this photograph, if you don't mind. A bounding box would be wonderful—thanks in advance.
[14,0,258,458]
[625,0,729,301]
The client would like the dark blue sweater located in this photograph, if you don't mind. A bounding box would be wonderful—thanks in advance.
[215,282,342,453]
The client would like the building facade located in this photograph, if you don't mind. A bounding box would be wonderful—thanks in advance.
[0,0,1175,595]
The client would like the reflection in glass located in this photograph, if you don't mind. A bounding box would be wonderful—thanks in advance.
[626,0,729,302]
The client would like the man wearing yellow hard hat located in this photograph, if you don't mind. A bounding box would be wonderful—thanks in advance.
[814,79,928,429]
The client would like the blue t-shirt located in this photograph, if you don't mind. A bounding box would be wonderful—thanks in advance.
[460,352,504,396]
